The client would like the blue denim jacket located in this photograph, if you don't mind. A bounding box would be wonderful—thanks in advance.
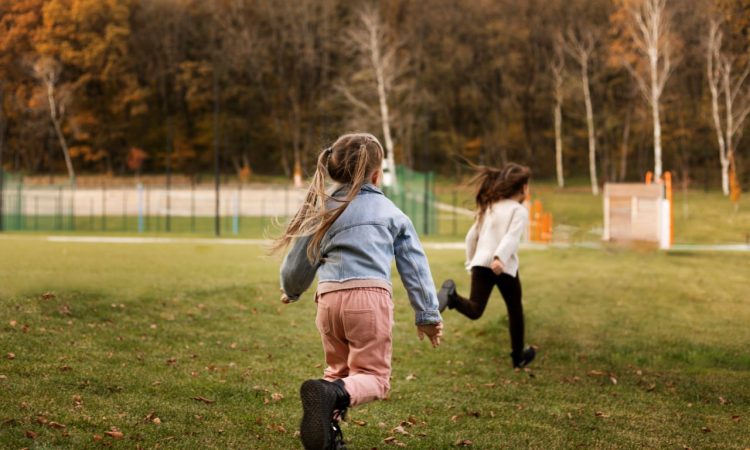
[280,184,442,325]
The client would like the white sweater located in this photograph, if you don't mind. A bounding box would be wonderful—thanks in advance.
[464,199,529,277]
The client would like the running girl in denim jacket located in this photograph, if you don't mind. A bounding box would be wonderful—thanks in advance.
[274,133,443,450]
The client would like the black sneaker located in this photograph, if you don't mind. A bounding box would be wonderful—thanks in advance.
[299,379,350,450]
[437,279,456,312]
[511,346,536,369]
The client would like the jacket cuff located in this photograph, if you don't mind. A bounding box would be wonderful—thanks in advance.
[415,310,442,325]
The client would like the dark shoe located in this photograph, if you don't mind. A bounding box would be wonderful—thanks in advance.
[511,346,536,369]
[437,279,457,312]
[299,379,350,450]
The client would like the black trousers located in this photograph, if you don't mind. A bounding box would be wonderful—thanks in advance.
[453,266,524,354]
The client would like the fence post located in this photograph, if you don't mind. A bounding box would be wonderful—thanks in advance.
[69,183,76,231]
[190,181,196,233]
[137,183,144,233]
[231,190,239,235]
[422,172,430,234]
[101,184,107,231]
[0,167,4,232]
[57,185,63,230]
[452,190,457,236]
[15,175,23,230]
[122,189,127,231]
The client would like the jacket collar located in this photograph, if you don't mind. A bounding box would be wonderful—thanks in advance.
[332,183,384,197]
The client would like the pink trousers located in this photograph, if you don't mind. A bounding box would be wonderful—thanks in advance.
[315,287,393,407]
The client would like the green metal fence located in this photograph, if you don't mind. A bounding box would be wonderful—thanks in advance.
[383,165,438,235]
[0,166,442,237]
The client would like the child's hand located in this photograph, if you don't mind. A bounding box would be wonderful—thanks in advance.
[417,322,443,348]
[491,257,504,275]
[280,288,297,304]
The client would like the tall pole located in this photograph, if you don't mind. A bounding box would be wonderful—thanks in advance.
[0,86,5,232]
[212,17,221,237]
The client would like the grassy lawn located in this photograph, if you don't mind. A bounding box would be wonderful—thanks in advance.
[1,236,748,449]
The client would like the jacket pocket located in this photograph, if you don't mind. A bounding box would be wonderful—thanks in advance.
[342,309,376,343]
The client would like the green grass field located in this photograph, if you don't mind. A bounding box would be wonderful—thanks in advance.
[1,236,748,449]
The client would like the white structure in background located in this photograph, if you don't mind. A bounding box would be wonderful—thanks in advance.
[603,182,672,249]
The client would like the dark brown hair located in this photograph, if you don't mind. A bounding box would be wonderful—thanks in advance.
[272,132,385,261]
[471,162,531,221]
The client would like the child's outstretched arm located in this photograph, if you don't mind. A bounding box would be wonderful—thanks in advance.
[279,235,319,303]
[394,217,443,345]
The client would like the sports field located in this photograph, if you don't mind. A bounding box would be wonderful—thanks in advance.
[1,234,748,449]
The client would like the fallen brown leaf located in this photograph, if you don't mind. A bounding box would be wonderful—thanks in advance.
[104,430,124,439]
[25,430,37,439]
[701,427,711,433]
[271,392,284,401]
[595,411,610,418]
[92,434,103,441]
[718,396,727,405]
[48,421,66,429]
[731,415,741,422]
[392,425,410,435]
[455,438,473,446]
[352,419,367,426]
[6,353,15,360]
[41,292,56,300]
[405,373,417,381]
[587,370,605,377]
[192,396,215,404]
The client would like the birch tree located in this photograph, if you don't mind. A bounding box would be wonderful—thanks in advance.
[625,0,673,180]
[551,39,566,188]
[563,29,599,195]
[706,19,750,196]
[32,57,74,182]
[340,5,402,187]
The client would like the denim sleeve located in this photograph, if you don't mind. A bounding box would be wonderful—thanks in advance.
[393,217,443,325]
[280,235,319,301]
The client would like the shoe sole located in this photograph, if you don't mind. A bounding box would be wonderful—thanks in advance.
[438,280,455,312]
[300,380,333,450]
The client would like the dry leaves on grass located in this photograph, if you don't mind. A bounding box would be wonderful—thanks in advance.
[455,438,473,446]
[392,425,410,436]
[405,373,417,381]
[271,392,284,401]
[701,427,712,433]
[25,430,37,439]
[192,396,215,404]
[104,429,124,439]
[351,419,367,426]
[6,353,15,360]
[595,411,610,418]
[384,436,406,447]
[41,292,56,300]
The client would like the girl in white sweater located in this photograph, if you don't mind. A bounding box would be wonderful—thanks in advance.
[438,163,536,368]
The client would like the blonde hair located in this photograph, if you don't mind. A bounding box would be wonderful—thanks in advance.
[272,132,385,261]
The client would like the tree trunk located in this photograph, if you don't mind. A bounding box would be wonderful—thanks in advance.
[46,81,75,183]
[553,91,564,188]
[722,67,733,196]
[619,104,632,181]
[650,49,662,180]
[581,60,598,195]
[369,24,397,186]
